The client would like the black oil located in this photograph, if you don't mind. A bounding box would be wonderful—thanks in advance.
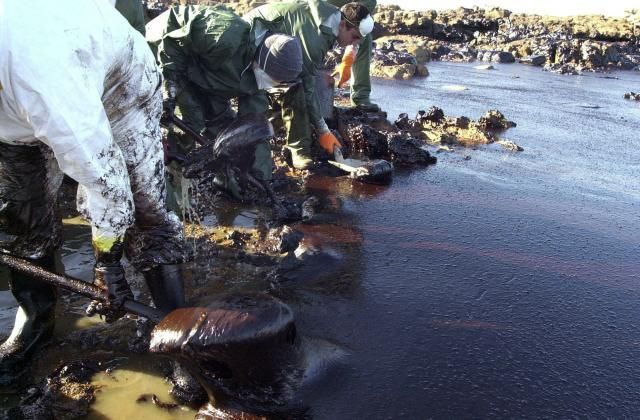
[295,62,640,418]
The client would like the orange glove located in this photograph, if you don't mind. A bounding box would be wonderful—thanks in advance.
[319,131,342,155]
[332,45,357,88]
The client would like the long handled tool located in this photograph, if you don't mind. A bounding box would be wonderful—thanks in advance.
[164,113,207,146]
[0,253,165,323]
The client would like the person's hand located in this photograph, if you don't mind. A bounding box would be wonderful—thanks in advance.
[332,45,357,88]
[86,261,133,323]
[318,131,342,155]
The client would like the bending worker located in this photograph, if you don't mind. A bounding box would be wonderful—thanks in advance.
[328,0,379,111]
[243,1,375,169]
[146,5,304,203]
[0,0,187,379]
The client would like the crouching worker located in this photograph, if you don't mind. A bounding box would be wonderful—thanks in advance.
[0,0,188,381]
[146,5,303,205]
[243,1,375,169]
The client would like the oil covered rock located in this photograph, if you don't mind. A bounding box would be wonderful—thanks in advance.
[624,91,640,101]
[2,359,101,420]
[396,106,520,150]
[149,292,300,410]
[335,107,438,166]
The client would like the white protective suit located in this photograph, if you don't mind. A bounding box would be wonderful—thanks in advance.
[0,0,173,257]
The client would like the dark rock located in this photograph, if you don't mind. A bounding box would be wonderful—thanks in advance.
[267,226,303,254]
[519,55,546,66]
[419,107,446,124]
[624,91,640,101]
[385,133,437,166]
[580,41,607,68]
[442,48,477,62]
[491,51,515,63]
[544,63,580,75]
[454,116,471,129]
[301,196,319,222]
[346,124,389,159]
[373,49,417,66]
[432,44,452,59]
[477,110,517,130]
[394,113,412,130]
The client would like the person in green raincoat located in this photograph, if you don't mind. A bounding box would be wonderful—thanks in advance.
[327,0,378,110]
[243,1,375,170]
[146,5,303,208]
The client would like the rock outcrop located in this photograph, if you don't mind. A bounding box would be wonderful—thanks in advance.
[373,5,640,75]
[395,107,521,150]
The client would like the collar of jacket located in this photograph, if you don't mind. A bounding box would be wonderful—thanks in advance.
[307,0,341,30]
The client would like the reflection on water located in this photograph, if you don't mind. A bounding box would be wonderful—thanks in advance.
[300,64,640,418]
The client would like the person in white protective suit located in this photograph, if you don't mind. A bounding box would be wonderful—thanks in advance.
[0,0,188,380]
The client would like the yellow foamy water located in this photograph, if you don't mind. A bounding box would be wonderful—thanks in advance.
[88,366,196,419]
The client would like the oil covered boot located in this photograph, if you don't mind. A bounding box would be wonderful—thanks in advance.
[143,263,185,313]
[0,255,57,384]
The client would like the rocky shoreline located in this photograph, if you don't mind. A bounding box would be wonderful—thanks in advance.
[373,5,639,75]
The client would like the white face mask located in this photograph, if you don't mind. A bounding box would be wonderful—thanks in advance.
[253,66,278,90]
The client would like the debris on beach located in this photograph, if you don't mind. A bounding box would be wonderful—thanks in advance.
[624,91,640,101]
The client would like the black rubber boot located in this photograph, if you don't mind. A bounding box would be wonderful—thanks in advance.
[0,255,57,384]
[143,264,185,313]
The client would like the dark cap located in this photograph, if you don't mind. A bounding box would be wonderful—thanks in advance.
[256,34,303,83]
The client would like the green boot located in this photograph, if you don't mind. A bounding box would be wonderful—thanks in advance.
[351,100,381,112]
[289,147,314,170]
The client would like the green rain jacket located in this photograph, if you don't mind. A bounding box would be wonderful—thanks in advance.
[147,5,268,117]
[115,0,146,35]
[243,0,339,130]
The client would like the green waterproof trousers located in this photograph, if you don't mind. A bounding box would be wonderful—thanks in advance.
[280,82,313,160]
